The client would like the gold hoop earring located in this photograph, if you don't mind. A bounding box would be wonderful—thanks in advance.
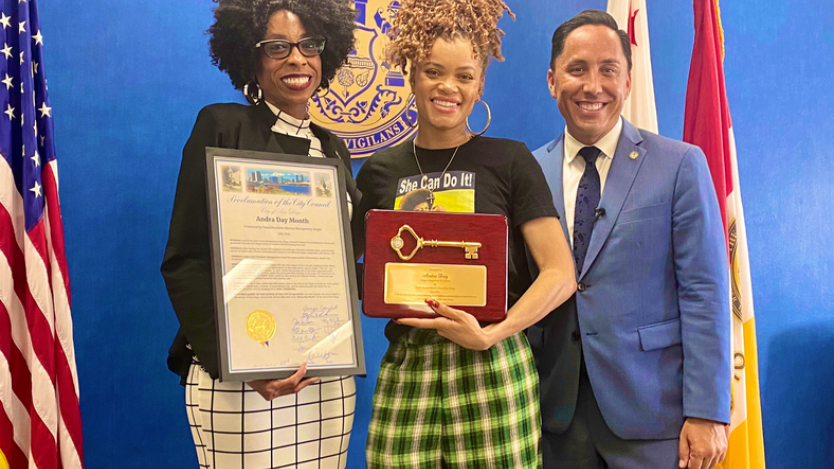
[405,94,418,128]
[243,81,262,105]
[466,99,491,136]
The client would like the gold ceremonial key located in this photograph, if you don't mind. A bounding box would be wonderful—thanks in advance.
[390,225,482,261]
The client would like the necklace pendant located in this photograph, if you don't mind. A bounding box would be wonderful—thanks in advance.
[412,138,463,198]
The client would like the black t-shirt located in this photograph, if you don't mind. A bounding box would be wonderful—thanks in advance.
[354,135,559,342]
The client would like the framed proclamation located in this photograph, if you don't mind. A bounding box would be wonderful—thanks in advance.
[205,147,365,382]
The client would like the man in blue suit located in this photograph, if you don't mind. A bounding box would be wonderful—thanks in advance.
[531,10,731,469]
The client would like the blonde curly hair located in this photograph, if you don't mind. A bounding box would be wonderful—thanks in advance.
[385,0,515,75]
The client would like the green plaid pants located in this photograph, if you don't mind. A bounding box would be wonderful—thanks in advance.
[366,329,542,468]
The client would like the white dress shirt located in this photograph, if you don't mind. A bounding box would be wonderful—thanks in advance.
[264,101,326,157]
[563,117,623,247]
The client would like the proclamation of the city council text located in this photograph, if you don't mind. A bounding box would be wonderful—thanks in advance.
[205,147,365,382]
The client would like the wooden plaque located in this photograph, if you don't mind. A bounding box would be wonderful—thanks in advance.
[362,209,508,322]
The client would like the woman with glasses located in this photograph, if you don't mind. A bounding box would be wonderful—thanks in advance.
[161,1,358,468]
[353,0,577,467]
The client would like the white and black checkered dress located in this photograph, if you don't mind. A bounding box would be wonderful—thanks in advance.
[184,107,356,469]
[186,363,356,469]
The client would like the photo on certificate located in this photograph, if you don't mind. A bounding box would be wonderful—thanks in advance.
[205,147,365,382]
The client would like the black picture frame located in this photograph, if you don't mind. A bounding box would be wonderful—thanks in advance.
[205,147,365,382]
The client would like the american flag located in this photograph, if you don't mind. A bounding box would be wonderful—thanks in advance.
[0,0,84,467]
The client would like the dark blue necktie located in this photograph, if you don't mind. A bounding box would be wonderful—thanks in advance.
[573,146,601,273]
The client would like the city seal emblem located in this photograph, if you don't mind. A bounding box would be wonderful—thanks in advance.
[245,309,277,347]
[309,0,417,158]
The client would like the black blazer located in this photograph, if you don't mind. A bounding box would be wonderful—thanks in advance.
[161,102,360,383]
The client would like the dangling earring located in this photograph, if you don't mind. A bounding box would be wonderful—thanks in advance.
[466,99,491,136]
[405,93,418,128]
[243,81,263,105]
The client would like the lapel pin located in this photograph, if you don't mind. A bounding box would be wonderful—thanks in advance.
[629,151,639,160]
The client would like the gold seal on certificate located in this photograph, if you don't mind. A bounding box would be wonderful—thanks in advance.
[245,309,276,347]
[205,147,365,382]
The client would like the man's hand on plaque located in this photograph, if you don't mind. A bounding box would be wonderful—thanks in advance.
[247,363,321,401]
[396,299,493,351]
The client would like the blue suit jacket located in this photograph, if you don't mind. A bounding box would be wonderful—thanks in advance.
[531,120,731,440]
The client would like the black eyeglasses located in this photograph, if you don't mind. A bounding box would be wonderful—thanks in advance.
[255,37,326,60]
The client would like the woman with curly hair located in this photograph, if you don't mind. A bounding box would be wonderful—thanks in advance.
[353,0,577,467]
[161,1,359,467]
